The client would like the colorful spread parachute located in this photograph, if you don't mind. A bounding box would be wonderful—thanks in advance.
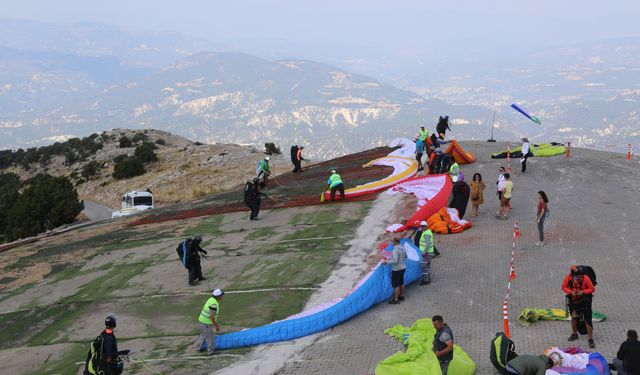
[323,139,418,201]
[542,348,609,375]
[216,239,423,349]
[445,140,476,164]
[385,174,453,233]
[427,207,472,234]
[511,103,541,124]
[491,143,566,159]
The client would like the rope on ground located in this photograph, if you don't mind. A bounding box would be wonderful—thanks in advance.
[502,221,519,338]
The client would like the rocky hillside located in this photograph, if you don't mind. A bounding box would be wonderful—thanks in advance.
[2,128,288,209]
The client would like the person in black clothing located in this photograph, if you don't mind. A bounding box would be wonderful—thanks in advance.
[612,329,640,375]
[84,316,129,375]
[449,174,471,219]
[290,145,299,172]
[413,227,440,257]
[179,235,208,286]
[244,177,262,220]
[436,116,451,140]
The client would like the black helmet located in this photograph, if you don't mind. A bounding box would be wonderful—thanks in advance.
[105,315,117,328]
[193,235,203,243]
[253,177,259,183]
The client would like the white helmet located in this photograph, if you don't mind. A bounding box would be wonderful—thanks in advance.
[265,156,270,161]
[331,170,336,174]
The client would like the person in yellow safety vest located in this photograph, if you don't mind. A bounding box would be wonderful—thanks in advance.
[196,288,224,356]
[449,156,460,182]
[326,170,345,201]
[419,221,434,285]
[417,126,429,153]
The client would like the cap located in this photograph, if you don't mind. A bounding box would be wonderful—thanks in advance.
[420,125,425,128]
[213,289,224,297]
[331,169,336,174]
[265,156,270,161]
[420,220,428,226]
[570,265,579,273]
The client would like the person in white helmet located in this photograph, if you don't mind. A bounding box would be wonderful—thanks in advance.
[325,170,345,201]
[197,289,225,356]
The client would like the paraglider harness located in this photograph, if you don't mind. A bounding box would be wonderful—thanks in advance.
[565,265,597,335]
[489,332,518,375]
[176,239,207,268]
[84,334,129,375]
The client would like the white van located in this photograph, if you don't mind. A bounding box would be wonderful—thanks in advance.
[111,190,154,218]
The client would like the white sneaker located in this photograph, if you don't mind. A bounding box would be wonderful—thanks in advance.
[535,242,541,247]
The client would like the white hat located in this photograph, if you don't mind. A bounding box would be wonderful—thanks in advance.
[331,169,336,174]
[420,220,428,226]
[265,156,270,161]
[212,289,224,297]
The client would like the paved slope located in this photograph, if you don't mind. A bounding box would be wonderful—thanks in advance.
[276,142,640,374]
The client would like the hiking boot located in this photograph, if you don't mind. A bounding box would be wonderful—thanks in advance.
[568,333,579,341]
[419,280,431,285]
[388,299,399,304]
[198,276,207,281]
[588,339,595,348]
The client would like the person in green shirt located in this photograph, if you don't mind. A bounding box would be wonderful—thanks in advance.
[196,289,224,355]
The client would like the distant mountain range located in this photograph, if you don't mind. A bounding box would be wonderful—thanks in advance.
[1,19,638,157]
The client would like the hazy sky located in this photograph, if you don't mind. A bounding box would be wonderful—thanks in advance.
[4,0,640,60]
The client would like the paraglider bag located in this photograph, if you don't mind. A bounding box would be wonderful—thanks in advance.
[490,332,518,375]
[176,241,190,269]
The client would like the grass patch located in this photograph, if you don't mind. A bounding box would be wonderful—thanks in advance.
[72,259,156,300]
[244,226,277,240]
[101,237,160,252]
[183,215,224,237]
[290,205,343,225]
[25,342,86,375]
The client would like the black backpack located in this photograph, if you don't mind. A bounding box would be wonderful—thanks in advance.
[290,145,298,162]
[490,332,518,375]
[576,265,597,286]
[84,334,104,375]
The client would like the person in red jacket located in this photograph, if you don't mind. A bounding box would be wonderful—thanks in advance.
[562,265,596,348]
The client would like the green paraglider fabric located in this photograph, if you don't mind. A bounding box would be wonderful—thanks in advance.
[376,318,476,375]
[517,307,607,327]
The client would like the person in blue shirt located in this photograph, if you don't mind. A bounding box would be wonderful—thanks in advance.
[415,139,425,171]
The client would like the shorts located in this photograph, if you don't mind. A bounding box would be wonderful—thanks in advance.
[391,269,405,288]
[500,197,511,207]
[416,153,423,162]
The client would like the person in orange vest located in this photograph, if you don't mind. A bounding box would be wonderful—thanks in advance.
[562,265,596,348]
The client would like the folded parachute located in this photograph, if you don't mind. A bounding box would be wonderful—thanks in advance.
[216,239,422,350]
[427,207,472,234]
[491,143,566,159]
[444,140,476,164]
[517,308,607,327]
[376,317,476,375]
[386,174,452,233]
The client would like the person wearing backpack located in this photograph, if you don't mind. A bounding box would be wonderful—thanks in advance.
[290,145,299,172]
[562,265,596,348]
[244,177,262,220]
[535,191,549,247]
[84,316,129,375]
[176,235,208,286]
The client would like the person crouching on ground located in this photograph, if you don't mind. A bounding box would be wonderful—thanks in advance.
[562,265,596,348]
[383,237,406,304]
[505,354,554,375]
